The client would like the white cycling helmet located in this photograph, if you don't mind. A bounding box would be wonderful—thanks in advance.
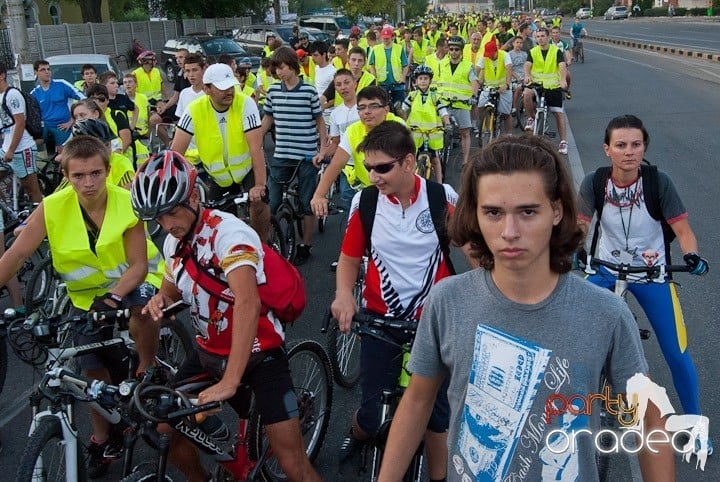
[131,150,197,221]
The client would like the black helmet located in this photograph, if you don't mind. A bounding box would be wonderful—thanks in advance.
[447,36,465,49]
[72,119,114,143]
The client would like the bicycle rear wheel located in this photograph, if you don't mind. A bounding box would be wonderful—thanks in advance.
[579,45,585,63]
[248,340,333,481]
[23,256,58,314]
[16,416,87,482]
[0,337,6,398]
[156,318,194,376]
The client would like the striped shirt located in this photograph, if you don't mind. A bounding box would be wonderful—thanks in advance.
[263,79,321,162]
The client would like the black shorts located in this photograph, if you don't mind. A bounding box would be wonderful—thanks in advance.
[173,346,298,425]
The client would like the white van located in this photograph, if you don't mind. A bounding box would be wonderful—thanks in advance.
[298,15,352,37]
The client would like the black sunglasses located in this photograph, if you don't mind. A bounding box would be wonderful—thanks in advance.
[91,95,108,102]
[364,156,403,174]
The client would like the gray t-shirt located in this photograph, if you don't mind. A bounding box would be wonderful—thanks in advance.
[409,269,648,482]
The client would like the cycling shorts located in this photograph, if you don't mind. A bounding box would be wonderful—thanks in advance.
[478,89,513,115]
[174,346,298,425]
[528,86,564,113]
[449,108,472,129]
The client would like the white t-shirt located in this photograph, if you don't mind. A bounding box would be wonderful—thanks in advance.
[329,103,359,138]
[175,86,206,119]
[313,64,336,100]
[0,88,36,153]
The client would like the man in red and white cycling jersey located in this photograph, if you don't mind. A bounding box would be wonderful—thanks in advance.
[135,151,320,482]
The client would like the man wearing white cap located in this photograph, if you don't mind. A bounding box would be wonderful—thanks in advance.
[171,63,271,240]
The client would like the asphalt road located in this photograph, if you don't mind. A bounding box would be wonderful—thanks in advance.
[1,20,719,480]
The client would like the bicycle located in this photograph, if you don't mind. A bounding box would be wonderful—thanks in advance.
[272,162,305,264]
[322,312,424,481]
[578,253,691,482]
[409,125,445,181]
[525,83,553,138]
[511,80,525,130]
[382,83,406,115]
[572,36,585,64]
[119,338,333,481]
[316,157,339,233]
[477,88,506,148]
[15,309,134,482]
[321,251,366,389]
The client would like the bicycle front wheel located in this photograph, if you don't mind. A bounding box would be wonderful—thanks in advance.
[0,337,6,397]
[156,318,194,376]
[120,465,173,481]
[16,416,87,482]
[534,110,547,136]
[275,206,296,263]
[480,111,495,147]
[267,215,288,259]
[248,340,333,481]
[326,320,361,388]
[24,256,57,314]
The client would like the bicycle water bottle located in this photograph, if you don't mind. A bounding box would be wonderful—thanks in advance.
[399,350,412,388]
[196,412,231,442]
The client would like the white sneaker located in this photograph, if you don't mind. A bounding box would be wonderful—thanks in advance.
[524,117,535,132]
[558,140,568,155]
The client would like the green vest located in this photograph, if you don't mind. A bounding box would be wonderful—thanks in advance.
[372,44,403,84]
[481,50,509,88]
[407,90,444,150]
[530,45,561,89]
[343,113,406,187]
[44,184,163,310]
[437,58,474,110]
[132,67,162,101]
[187,93,253,187]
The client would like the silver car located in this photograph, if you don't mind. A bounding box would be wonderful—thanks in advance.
[604,6,629,20]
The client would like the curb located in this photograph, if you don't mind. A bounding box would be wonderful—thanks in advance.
[583,34,720,62]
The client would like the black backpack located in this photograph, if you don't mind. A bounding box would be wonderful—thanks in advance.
[2,87,44,140]
[358,179,455,275]
[590,161,676,263]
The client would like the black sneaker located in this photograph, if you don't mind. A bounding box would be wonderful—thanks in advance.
[339,430,366,463]
[87,433,123,479]
[294,244,312,266]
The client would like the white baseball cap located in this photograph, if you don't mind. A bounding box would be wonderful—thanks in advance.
[203,63,239,90]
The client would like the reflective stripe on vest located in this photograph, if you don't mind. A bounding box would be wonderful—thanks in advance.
[408,91,444,150]
[530,45,561,89]
[437,59,474,110]
[342,113,406,187]
[482,50,509,88]
[187,94,252,187]
[372,44,403,83]
[44,185,137,310]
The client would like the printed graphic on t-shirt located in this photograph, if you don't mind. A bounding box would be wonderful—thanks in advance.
[456,324,552,481]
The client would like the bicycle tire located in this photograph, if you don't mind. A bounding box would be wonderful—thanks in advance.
[23,256,57,314]
[534,110,547,137]
[326,321,361,388]
[16,415,87,482]
[580,45,585,64]
[402,446,425,482]
[156,318,194,375]
[416,153,431,180]
[119,465,173,481]
[275,206,296,263]
[248,340,333,481]
[267,215,288,259]
[480,111,495,147]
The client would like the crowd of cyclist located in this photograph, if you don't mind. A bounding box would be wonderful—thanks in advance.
[0,7,712,481]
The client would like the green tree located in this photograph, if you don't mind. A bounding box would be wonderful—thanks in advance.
[159,0,271,19]
[65,0,102,23]
[330,0,397,21]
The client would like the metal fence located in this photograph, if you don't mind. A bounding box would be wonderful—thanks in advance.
[25,17,251,65]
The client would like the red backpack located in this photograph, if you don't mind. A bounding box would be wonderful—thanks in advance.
[178,243,306,324]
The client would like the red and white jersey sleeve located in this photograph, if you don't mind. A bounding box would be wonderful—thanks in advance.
[341,176,458,320]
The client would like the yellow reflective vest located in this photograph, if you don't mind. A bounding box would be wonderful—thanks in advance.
[131,92,150,136]
[424,54,445,89]
[406,90,444,150]
[463,45,482,66]
[371,43,403,84]
[437,59,474,110]
[481,50,510,88]
[411,39,428,64]
[530,45,561,89]
[343,113,405,187]
[104,109,149,162]
[132,67,162,102]
[186,93,253,187]
[44,184,163,310]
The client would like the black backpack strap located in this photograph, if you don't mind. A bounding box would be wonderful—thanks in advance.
[426,180,456,275]
[590,166,611,255]
[358,186,380,254]
[639,162,675,265]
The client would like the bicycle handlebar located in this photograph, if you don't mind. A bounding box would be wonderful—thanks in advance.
[320,310,417,349]
[581,254,691,278]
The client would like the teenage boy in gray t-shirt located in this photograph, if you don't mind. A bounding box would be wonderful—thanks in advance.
[377,135,676,482]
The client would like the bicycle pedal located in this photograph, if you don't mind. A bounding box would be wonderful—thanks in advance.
[639,329,652,340]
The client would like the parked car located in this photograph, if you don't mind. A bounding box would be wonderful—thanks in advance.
[604,6,629,20]
[298,15,353,37]
[575,8,593,19]
[45,54,124,89]
[161,35,260,82]
[235,24,332,57]
[541,9,564,22]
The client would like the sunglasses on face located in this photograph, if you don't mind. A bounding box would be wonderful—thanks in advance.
[364,156,403,174]
[448,47,461,52]
[91,95,108,102]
